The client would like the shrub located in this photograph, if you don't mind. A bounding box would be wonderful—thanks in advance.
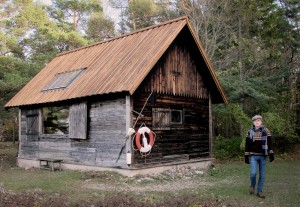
[263,112,300,153]
[213,136,243,160]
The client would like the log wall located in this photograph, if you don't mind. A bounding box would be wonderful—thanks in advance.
[132,93,209,167]
[18,30,212,169]
[142,37,208,99]
[132,35,210,167]
[19,98,128,168]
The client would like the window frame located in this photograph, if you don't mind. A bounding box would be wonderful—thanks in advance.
[170,110,183,125]
[42,105,70,136]
[39,102,88,139]
[42,68,86,92]
[152,108,184,130]
[26,113,39,135]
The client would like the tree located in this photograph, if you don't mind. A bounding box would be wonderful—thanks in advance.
[0,0,31,58]
[86,12,115,42]
[0,56,40,140]
[47,0,103,32]
[0,0,89,64]
[47,0,115,44]
[173,0,299,143]
[278,0,300,135]
[118,0,173,32]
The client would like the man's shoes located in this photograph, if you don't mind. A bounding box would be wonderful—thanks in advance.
[256,192,266,199]
[249,186,254,194]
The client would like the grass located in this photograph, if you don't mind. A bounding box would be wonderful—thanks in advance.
[1,141,300,207]
[203,160,300,207]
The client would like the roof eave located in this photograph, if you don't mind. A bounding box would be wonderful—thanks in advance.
[186,20,228,104]
[128,19,188,95]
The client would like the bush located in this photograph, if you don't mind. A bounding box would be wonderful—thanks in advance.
[263,112,300,153]
[213,136,243,160]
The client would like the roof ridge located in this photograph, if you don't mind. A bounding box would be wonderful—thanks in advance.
[56,16,188,57]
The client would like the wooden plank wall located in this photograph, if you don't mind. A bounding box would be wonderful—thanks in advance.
[19,98,128,168]
[132,93,209,167]
[69,102,88,139]
[142,38,208,99]
[132,35,210,167]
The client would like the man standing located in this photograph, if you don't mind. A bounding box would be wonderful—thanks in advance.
[244,115,275,198]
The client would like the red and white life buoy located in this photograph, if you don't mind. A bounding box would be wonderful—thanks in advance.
[135,127,154,153]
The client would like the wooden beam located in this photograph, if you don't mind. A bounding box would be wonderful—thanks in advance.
[125,95,133,167]
[18,109,21,152]
[209,92,213,157]
[38,108,42,136]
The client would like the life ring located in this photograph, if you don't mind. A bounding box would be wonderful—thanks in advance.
[135,127,154,153]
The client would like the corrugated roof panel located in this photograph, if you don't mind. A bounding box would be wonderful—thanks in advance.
[5,16,227,108]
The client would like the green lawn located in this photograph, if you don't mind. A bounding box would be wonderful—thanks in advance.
[203,160,300,207]
[0,142,299,207]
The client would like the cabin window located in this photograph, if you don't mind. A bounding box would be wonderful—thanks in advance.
[26,114,39,135]
[42,68,86,91]
[171,110,182,124]
[152,108,183,130]
[41,102,87,139]
[42,106,69,135]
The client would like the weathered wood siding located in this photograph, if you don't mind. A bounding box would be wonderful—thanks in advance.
[132,36,210,167]
[132,93,209,167]
[19,98,128,168]
[69,102,88,139]
[142,36,208,99]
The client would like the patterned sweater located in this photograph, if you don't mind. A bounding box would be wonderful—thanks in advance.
[245,125,274,156]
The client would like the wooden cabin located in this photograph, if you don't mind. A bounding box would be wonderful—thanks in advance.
[5,17,227,174]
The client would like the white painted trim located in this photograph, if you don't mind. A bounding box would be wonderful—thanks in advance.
[125,95,133,165]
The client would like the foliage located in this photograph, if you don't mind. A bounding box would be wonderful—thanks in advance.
[0,56,40,140]
[263,111,300,152]
[213,104,250,138]
[86,12,115,42]
[47,0,103,32]
[0,0,90,64]
[213,136,243,160]
[175,0,299,147]
[120,0,173,32]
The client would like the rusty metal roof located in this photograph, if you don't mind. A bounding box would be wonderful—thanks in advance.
[5,16,227,108]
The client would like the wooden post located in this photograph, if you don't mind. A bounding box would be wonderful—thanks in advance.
[209,92,213,157]
[38,109,43,136]
[13,117,15,144]
[18,109,21,154]
[125,95,133,167]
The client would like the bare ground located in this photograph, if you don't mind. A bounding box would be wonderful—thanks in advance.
[0,165,229,207]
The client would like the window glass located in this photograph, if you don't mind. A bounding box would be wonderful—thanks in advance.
[42,106,69,134]
[42,68,85,91]
[171,110,182,124]
[152,108,183,130]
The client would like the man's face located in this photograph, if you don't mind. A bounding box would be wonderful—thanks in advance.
[253,119,262,128]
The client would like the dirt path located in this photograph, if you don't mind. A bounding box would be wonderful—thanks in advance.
[84,179,213,192]
[82,166,230,193]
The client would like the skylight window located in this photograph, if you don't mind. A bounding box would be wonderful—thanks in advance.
[42,68,85,91]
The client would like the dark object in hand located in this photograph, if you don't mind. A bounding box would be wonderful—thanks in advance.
[269,153,274,162]
[245,155,250,164]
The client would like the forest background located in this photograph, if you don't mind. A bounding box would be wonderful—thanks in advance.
[0,0,299,155]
